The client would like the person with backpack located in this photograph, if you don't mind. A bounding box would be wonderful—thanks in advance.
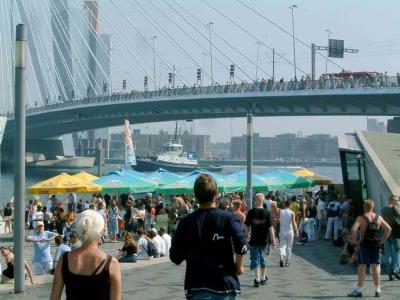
[137,229,155,259]
[381,195,400,281]
[348,199,391,298]
[324,195,341,241]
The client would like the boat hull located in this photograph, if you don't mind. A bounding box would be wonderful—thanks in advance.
[133,158,223,173]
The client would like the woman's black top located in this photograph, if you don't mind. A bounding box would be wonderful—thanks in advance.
[4,208,12,217]
[2,261,14,279]
[121,243,137,256]
[62,252,112,300]
[308,206,317,219]
[124,207,132,223]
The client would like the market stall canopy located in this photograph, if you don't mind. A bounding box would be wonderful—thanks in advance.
[94,170,157,194]
[28,173,102,195]
[145,168,182,186]
[262,169,312,190]
[293,168,332,185]
[72,171,98,182]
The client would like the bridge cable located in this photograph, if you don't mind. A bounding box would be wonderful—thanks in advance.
[130,0,213,83]
[236,0,346,72]
[35,0,81,101]
[21,0,55,104]
[201,0,308,77]
[27,0,71,102]
[109,0,191,87]
[89,0,155,87]
[0,1,7,113]
[168,0,272,80]
[67,0,137,92]
[1,1,14,113]
[161,0,253,82]
[47,0,101,100]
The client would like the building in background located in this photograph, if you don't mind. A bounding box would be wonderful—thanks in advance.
[387,117,400,133]
[231,133,339,161]
[367,118,387,133]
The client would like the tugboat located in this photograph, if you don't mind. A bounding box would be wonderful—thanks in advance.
[132,122,222,173]
[133,139,223,173]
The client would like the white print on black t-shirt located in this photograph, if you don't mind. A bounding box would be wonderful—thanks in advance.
[212,233,225,241]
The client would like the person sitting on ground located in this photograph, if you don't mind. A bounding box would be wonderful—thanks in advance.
[52,236,71,272]
[159,227,171,256]
[118,232,138,263]
[50,209,121,300]
[69,231,82,250]
[137,229,151,260]
[148,228,166,258]
[0,246,34,285]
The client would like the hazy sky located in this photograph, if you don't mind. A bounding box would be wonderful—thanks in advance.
[1,0,399,142]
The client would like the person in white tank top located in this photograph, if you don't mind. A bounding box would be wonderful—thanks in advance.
[278,199,298,267]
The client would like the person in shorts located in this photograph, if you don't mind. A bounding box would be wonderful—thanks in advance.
[26,221,58,275]
[348,200,391,298]
[245,193,276,287]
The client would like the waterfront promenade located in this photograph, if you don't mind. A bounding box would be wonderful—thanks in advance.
[0,239,399,299]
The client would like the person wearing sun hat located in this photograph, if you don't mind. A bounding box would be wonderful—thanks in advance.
[26,220,58,275]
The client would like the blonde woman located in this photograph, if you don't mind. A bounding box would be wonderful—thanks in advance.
[50,210,121,300]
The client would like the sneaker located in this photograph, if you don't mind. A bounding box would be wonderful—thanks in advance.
[394,271,400,280]
[285,261,290,267]
[279,260,284,267]
[375,290,382,297]
[260,276,269,285]
[347,290,362,297]
[253,279,260,288]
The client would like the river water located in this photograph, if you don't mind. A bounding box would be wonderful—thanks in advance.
[0,165,343,207]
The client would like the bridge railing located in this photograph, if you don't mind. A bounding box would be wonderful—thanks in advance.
[5,75,399,117]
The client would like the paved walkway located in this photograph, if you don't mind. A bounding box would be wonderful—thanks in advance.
[1,240,399,299]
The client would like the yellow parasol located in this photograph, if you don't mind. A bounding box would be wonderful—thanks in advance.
[28,173,102,195]
[293,168,333,185]
[72,171,99,182]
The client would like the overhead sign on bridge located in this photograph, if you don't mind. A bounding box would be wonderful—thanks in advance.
[328,39,344,58]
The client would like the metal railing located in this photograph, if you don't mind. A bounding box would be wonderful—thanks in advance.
[4,75,400,118]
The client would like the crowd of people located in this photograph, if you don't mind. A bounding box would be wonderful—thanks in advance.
[0,174,398,299]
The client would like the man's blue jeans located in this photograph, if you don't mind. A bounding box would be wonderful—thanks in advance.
[190,291,236,300]
[384,238,400,276]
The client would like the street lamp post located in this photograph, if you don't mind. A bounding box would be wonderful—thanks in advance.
[325,29,333,73]
[255,41,262,81]
[289,4,298,80]
[207,22,214,85]
[151,36,157,90]
[201,51,207,86]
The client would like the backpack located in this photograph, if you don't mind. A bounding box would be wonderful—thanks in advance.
[392,207,400,239]
[362,214,381,249]
[144,237,156,257]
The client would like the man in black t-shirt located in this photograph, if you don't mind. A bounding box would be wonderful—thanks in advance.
[245,193,276,287]
[170,174,248,299]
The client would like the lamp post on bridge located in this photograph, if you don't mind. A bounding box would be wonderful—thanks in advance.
[325,29,333,73]
[289,4,298,80]
[255,41,262,81]
[151,35,157,91]
[14,23,27,294]
[207,22,214,85]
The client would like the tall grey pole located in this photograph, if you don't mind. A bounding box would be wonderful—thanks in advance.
[14,23,27,294]
[289,5,297,79]
[152,36,157,91]
[246,114,253,210]
[311,43,316,83]
[97,138,103,177]
[272,48,275,82]
[208,22,214,85]
[255,41,261,81]
[325,29,333,74]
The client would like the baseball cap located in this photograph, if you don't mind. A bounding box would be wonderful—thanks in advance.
[35,221,44,227]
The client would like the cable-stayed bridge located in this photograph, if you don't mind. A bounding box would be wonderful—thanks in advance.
[0,0,399,159]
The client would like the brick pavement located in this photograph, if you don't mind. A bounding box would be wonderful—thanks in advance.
[1,240,399,299]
